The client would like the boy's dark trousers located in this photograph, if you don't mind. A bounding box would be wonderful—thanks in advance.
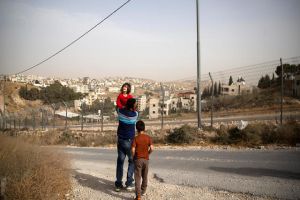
[134,158,149,196]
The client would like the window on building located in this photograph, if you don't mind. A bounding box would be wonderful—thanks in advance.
[231,89,235,92]
[297,80,300,86]
[224,88,229,92]
[153,111,155,114]
[152,104,156,107]
[163,111,166,114]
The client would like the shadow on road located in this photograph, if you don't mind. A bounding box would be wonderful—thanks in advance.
[73,171,133,200]
[209,167,300,180]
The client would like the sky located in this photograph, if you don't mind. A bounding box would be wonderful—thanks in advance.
[0,0,300,81]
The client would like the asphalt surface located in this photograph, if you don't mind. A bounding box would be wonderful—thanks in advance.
[64,147,300,200]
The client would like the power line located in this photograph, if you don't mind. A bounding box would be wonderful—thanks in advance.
[14,0,132,76]
[176,56,300,81]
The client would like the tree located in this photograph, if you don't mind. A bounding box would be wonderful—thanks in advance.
[19,86,40,100]
[202,87,210,99]
[19,86,28,99]
[258,74,271,89]
[214,82,218,96]
[275,64,300,80]
[228,76,233,86]
[271,73,275,84]
[218,81,222,95]
[40,81,84,104]
[237,77,245,82]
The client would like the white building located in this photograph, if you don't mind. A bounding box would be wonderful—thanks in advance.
[108,87,120,93]
[72,85,89,94]
[149,98,159,119]
[137,95,147,111]
[221,81,252,96]
[160,98,171,116]
[177,92,197,112]
[170,98,179,113]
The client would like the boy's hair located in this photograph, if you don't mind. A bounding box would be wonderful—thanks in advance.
[120,82,131,94]
[126,98,136,110]
[136,120,145,132]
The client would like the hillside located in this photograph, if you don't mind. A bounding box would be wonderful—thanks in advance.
[1,81,45,115]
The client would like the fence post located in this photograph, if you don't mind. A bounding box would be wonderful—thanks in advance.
[9,116,11,130]
[101,102,104,132]
[62,101,68,130]
[24,116,28,129]
[209,72,214,128]
[280,58,283,125]
[18,118,20,130]
[45,110,48,130]
[40,109,44,130]
[13,116,16,129]
[52,104,56,130]
[160,83,165,130]
[32,110,36,130]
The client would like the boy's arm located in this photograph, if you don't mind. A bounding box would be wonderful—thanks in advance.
[148,145,154,155]
[131,138,136,157]
[148,137,153,154]
[131,147,136,157]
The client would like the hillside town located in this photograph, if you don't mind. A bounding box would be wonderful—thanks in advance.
[0,73,270,120]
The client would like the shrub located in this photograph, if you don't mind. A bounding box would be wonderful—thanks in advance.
[166,124,197,144]
[213,121,300,146]
[0,135,71,200]
[276,120,300,145]
[212,125,230,144]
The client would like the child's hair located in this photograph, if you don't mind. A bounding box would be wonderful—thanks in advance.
[136,120,145,132]
[126,98,136,110]
[120,82,131,94]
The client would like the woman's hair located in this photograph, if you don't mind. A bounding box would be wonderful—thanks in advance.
[120,82,131,94]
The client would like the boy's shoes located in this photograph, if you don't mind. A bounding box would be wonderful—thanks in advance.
[126,184,135,191]
[115,185,123,192]
[141,191,146,196]
[134,196,141,200]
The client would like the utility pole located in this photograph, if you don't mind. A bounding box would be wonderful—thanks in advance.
[196,0,202,128]
[160,83,165,130]
[209,73,214,128]
[280,58,283,125]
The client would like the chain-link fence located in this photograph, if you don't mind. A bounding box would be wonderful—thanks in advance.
[1,57,299,132]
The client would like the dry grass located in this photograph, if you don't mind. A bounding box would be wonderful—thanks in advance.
[212,120,300,146]
[1,129,118,147]
[0,135,71,200]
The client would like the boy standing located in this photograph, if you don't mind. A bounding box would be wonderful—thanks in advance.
[131,120,154,200]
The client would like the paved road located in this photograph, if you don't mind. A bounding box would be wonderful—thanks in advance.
[64,147,300,200]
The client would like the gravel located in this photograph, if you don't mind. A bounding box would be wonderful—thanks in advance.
[68,160,275,200]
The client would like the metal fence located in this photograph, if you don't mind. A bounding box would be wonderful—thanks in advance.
[1,57,300,132]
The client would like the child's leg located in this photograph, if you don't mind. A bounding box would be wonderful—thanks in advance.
[134,159,143,197]
[141,159,149,193]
